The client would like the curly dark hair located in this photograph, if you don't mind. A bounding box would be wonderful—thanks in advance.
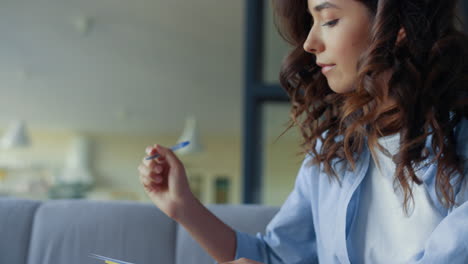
[273,0,468,213]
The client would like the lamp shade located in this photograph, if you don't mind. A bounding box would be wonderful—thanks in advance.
[0,120,31,149]
[176,116,204,155]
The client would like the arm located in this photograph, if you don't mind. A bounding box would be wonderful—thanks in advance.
[177,155,319,264]
[233,155,319,264]
[138,144,236,263]
[409,166,468,263]
[175,197,237,263]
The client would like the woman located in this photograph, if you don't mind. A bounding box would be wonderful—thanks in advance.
[138,0,468,263]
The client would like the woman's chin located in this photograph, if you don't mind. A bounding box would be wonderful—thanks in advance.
[327,80,355,94]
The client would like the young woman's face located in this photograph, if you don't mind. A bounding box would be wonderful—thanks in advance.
[304,0,373,93]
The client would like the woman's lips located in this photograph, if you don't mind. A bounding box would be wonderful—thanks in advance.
[321,64,336,75]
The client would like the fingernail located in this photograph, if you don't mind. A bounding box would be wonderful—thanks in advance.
[146,145,153,154]
[150,148,157,155]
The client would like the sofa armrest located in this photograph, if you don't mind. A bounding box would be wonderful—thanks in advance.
[0,198,41,264]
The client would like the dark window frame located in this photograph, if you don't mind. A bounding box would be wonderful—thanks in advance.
[242,0,288,203]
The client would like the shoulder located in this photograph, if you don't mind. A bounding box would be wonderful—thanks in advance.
[302,129,338,167]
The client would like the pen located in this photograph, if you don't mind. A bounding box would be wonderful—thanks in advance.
[89,253,135,264]
[145,141,190,160]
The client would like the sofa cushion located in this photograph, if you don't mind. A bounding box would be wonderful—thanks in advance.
[175,204,279,264]
[0,198,41,264]
[26,200,176,264]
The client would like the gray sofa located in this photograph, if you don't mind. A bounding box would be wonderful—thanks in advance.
[0,198,279,264]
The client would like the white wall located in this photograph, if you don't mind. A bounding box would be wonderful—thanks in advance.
[0,0,303,206]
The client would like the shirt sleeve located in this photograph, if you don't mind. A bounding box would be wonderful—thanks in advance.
[408,147,468,264]
[234,155,319,264]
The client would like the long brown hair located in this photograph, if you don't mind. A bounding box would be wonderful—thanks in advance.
[273,0,468,212]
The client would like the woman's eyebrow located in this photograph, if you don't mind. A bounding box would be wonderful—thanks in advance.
[308,2,341,13]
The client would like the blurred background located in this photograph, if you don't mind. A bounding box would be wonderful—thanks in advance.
[0,0,467,206]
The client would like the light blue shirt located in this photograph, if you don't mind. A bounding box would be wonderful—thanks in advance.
[234,118,468,264]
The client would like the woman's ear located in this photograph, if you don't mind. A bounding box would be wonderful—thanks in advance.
[396,27,406,45]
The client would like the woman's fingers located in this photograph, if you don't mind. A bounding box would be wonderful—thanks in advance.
[140,143,186,195]
[154,156,165,163]
[139,145,173,192]
[142,157,166,171]
[145,145,155,155]
[139,171,152,186]
[152,144,182,167]
[145,145,167,161]
[142,157,155,169]
[144,146,167,163]
[144,144,183,175]
[138,163,155,177]
[138,164,164,185]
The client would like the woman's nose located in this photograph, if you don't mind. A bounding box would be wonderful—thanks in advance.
[303,30,324,54]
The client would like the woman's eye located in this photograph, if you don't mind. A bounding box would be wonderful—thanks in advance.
[322,19,339,27]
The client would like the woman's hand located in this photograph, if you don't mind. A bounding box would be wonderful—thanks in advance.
[221,258,264,264]
[137,144,195,220]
